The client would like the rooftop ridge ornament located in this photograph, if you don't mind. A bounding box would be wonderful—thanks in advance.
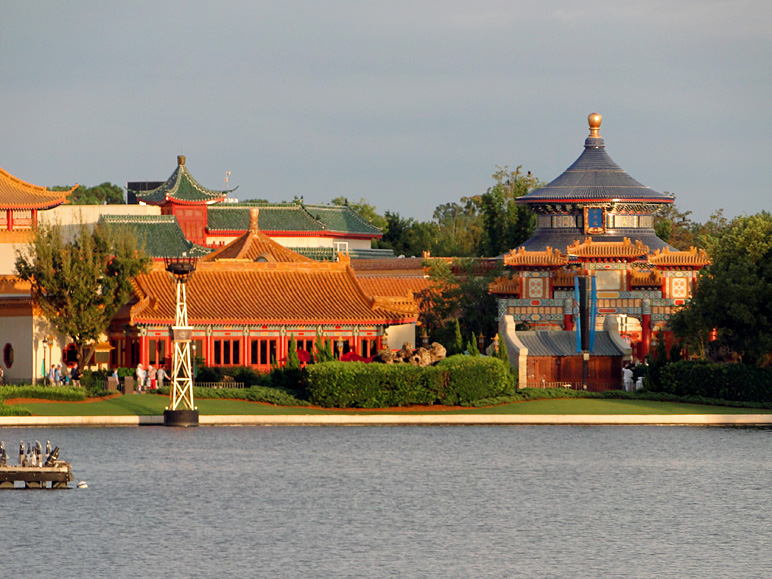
[588,112,602,137]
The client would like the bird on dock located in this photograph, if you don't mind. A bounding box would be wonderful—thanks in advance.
[0,442,7,467]
[19,441,25,466]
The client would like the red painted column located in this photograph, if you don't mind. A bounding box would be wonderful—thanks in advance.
[140,335,149,367]
[6,210,12,231]
[641,314,652,358]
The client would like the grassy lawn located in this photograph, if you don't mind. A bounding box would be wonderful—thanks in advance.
[14,393,772,416]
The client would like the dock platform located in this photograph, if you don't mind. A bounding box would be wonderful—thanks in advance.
[0,463,73,489]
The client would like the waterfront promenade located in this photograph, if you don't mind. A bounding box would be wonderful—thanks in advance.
[2,413,772,427]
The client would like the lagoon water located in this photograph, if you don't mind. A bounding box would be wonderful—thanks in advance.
[2,425,772,578]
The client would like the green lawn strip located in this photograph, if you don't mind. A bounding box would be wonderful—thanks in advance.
[445,398,772,415]
[16,393,772,416]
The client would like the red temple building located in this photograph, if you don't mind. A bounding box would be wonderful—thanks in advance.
[107,209,418,372]
[491,114,710,388]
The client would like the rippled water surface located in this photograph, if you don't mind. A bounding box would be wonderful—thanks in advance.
[2,425,772,578]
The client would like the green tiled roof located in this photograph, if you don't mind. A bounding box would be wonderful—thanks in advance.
[206,202,382,236]
[207,203,325,232]
[304,204,383,235]
[290,247,396,261]
[98,214,213,259]
[130,158,228,204]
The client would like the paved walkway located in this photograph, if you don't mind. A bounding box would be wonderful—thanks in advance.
[2,414,772,427]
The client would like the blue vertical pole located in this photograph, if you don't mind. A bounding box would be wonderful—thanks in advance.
[589,275,597,352]
[574,276,581,353]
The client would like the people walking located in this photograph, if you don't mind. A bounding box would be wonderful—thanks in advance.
[157,366,167,389]
[148,364,157,389]
[136,363,145,393]
[70,363,81,388]
[48,364,57,387]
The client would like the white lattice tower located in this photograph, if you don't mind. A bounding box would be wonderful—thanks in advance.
[167,261,196,412]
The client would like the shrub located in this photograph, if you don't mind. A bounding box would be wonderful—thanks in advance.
[0,402,31,416]
[306,362,442,408]
[156,385,309,406]
[0,385,87,402]
[436,355,511,405]
[660,361,772,403]
[306,356,511,408]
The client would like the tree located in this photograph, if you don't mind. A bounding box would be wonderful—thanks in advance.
[418,258,503,347]
[52,182,125,204]
[376,211,435,257]
[669,211,772,365]
[331,196,388,229]
[653,205,729,251]
[15,222,151,365]
[477,166,540,256]
[431,200,483,257]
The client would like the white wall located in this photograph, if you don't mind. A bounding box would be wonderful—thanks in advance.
[385,323,416,350]
[0,315,66,384]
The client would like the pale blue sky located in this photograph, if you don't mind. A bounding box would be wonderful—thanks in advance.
[2,1,770,222]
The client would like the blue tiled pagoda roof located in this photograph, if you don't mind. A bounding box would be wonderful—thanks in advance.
[518,121,674,205]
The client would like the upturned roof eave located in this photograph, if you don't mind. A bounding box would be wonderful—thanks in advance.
[517,196,674,205]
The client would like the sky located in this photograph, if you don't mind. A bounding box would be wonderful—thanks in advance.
[2,1,770,223]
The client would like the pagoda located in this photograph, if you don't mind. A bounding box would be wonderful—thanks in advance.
[491,114,710,368]
[130,155,230,246]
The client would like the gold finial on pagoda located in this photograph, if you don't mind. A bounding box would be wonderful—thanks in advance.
[177,155,186,166]
[588,113,602,137]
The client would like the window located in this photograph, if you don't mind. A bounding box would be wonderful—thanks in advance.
[3,343,13,368]
[360,339,377,357]
[213,339,241,366]
[148,339,168,366]
[250,338,278,366]
[595,270,623,291]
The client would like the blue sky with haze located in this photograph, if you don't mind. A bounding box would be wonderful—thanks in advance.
[2,1,770,222]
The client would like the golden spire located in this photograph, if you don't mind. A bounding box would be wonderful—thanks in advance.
[249,207,260,232]
[588,113,602,137]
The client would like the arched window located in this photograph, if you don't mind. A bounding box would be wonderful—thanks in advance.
[3,343,14,368]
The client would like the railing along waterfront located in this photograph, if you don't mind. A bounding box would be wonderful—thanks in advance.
[524,381,623,392]
[194,382,246,389]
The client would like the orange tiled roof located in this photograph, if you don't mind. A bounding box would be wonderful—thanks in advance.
[648,246,711,268]
[488,275,520,296]
[630,270,663,287]
[356,276,430,299]
[350,257,427,276]
[130,260,415,325]
[568,237,649,259]
[503,246,568,267]
[0,166,77,209]
[202,208,313,263]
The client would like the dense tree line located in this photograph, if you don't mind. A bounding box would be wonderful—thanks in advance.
[670,211,772,366]
[334,166,542,258]
[51,182,125,205]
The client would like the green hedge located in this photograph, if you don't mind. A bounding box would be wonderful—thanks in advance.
[660,361,772,403]
[436,355,512,405]
[305,356,512,408]
[305,362,441,408]
[0,385,87,402]
[0,402,31,416]
[157,385,310,407]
